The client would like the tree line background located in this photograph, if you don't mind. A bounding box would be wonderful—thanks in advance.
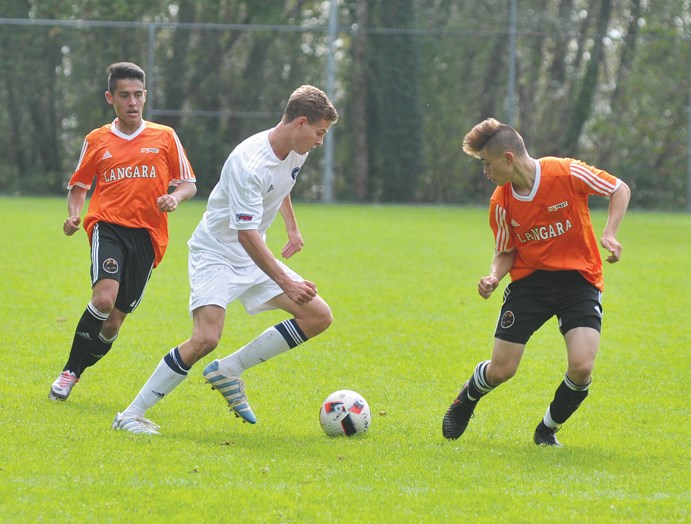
[1,0,690,209]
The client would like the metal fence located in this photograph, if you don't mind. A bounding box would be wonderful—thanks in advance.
[1,5,690,209]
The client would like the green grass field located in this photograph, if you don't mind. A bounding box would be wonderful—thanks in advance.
[1,196,689,523]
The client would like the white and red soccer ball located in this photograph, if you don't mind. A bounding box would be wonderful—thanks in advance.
[319,390,371,437]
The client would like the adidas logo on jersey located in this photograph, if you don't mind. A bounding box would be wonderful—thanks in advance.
[102,151,112,160]
[511,219,520,227]
[267,184,275,193]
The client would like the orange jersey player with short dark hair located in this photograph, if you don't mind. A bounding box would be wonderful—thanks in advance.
[489,157,622,292]
[50,62,197,403]
[70,120,196,267]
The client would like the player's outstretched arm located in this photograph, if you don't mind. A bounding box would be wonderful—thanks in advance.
[64,186,88,236]
[601,181,631,263]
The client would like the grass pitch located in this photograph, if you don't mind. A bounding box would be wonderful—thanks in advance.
[0,197,688,522]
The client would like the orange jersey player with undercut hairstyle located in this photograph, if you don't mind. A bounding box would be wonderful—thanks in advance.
[70,120,196,267]
[50,62,197,403]
[442,118,630,448]
[489,157,622,292]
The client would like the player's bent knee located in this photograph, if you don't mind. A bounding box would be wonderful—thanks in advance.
[300,305,333,338]
[317,304,334,331]
[487,365,517,386]
[191,333,220,354]
[91,297,115,314]
[567,365,593,385]
[308,312,333,337]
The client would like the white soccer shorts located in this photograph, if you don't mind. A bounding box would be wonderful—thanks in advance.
[188,250,303,315]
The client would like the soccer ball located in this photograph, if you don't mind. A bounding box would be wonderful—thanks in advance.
[319,390,371,437]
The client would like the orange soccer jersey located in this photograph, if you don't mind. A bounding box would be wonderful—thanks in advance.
[489,156,621,291]
[68,120,195,266]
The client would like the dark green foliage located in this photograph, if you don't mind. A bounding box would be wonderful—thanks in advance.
[365,0,424,202]
[0,0,689,208]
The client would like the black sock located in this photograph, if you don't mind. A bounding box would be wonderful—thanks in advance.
[64,304,108,377]
[464,360,495,405]
[548,374,590,425]
[80,333,117,374]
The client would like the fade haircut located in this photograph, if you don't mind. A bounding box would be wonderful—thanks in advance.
[283,85,339,124]
[107,62,146,94]
[462,118,527,159]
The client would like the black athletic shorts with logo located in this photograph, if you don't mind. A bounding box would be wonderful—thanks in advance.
[494,270,603,345]
[90,222,155,313]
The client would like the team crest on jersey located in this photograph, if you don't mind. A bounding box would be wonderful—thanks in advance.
[236,213,253,222]
[141,147,160,154]
[103,258,119,274]
[291,167,300,180]
[500,311,515,329]
[548,201,569,212]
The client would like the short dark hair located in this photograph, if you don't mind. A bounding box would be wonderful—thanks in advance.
[107,62,146,94]
[283,85,338,124]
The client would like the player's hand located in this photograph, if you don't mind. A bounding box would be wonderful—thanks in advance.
[284,279,317,305]
[157,194,179,213]
[281,230,305,259]
[601,235,622,263]
[478,275,499,299]
[63,216,81,236]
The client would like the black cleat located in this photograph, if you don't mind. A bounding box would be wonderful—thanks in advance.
[442,381,475,440]
[533,421,562,447]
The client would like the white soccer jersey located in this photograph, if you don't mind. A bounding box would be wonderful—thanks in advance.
[188,129,308,266]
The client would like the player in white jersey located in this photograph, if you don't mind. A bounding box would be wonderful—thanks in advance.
[189,127,306,267]
[112,85,339,434]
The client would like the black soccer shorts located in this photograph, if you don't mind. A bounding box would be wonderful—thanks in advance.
[90,221,154,313]
[494,270,603,344]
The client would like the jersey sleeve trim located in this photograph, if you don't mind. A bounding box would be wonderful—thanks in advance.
[493,204,512,253]
[172,131,195,182]
[570,162,618,196]
[66,181,91,190]
[74,139,89,172]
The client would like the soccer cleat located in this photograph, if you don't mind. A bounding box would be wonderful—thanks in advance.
[442,381,476,440]
[203,360,257,424]
[533,421,562,447]
[49,370,80,401]
[111,413,160,435]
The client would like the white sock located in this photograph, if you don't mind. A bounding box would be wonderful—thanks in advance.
[120,347,190,418]
[218,320,307,376]
[543,407,560,429]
